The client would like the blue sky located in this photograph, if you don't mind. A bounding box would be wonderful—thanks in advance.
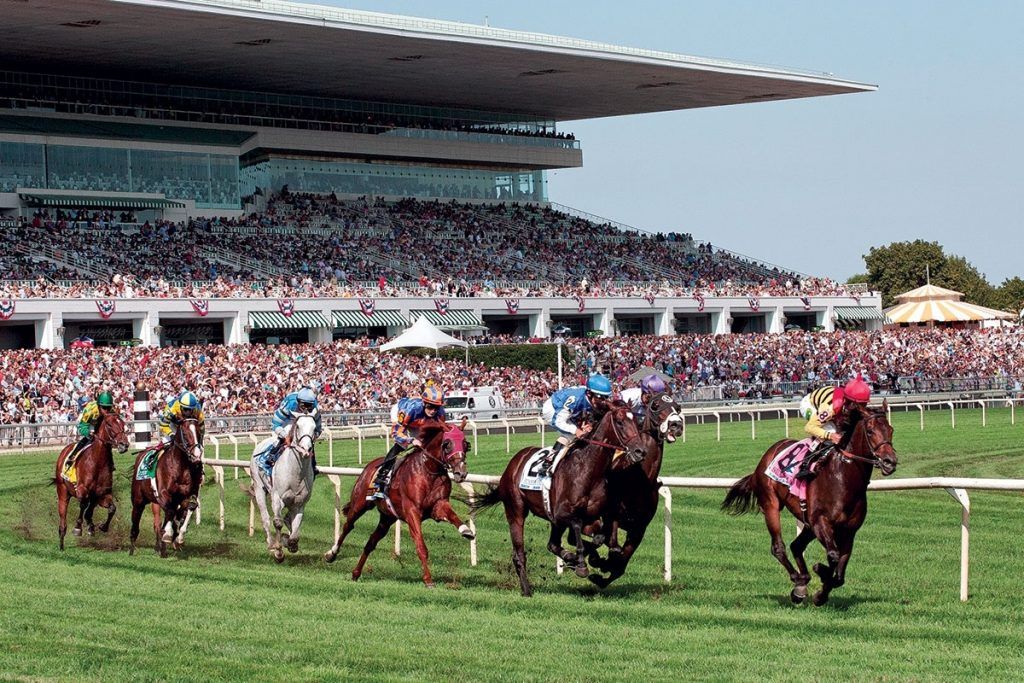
[314,1,1022,283]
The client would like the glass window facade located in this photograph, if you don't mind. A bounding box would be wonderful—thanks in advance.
[242,158,546,202]
[0,141,239,209]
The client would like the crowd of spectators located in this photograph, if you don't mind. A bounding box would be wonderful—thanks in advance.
[1,195,861,301]
[1,328,1021,427]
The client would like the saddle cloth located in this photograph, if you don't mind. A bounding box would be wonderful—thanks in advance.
[61,445,80,485]
[135,448,164,481]
[765,438,815,501]
[519,447,564,491]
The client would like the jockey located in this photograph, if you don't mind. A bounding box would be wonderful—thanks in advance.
[538,374,613,475]
[264,385,323,474]
[795,376,873,480]
[66,391,116,469]
[620,373,667,421]
[156,390,205,509]
[367,383,447,501]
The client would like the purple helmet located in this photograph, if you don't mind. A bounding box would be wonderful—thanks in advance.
[640,374,667,394]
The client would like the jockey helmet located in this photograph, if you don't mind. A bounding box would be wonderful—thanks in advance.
[97,391,114,409]
[307,380,322,394]
[844,376,872,404]
[831,387,846,414]
[585,374,613,397]
[179,391,201,415]
[297,387,317,409]
[639,374,667,394]
[422,385,444,407]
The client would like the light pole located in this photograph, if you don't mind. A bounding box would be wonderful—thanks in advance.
[553,325,569,390]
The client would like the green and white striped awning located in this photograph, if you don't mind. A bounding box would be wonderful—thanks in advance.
[412,309,486,331]
[19,192,185,209]
[834,306,887,321]
[249,310,330,330]
[332,309,408,328]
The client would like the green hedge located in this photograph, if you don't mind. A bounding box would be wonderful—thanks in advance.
[403,343,558,371]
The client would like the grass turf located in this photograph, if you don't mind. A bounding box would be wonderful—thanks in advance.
[1,408,1023,681]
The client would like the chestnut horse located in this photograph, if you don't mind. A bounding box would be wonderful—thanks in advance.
[323,420,473,587]
[469,402,646,596]
[129,418,204,558]
[584,392,684,588]
[722,403,897,605]
[53,413,130,550]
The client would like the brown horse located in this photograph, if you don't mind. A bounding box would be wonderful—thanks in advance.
[722,403,897,605]
[323,420,472,587]
[470,402,646,596]
[53,413,130,550]
[584,392,684,588]
[129,418,204,558]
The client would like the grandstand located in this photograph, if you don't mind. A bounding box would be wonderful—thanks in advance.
[0,0,879,349]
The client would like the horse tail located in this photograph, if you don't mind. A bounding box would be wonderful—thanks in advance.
[721,474,759,516]
[463,484,503,515]
[49,476,59,487]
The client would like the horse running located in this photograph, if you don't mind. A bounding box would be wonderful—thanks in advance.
[53,413,129,550]
[324,420,473,587]
[250,412,318,562]
[129,418,204,558]
[470,402,646,596]
[721,403,897,605]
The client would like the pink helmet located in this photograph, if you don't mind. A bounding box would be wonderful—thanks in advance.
[832,387,846,414]
[844,376,872,404]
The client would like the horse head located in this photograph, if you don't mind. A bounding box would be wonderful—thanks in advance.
[175,418,204,464]
[644,392,684,443]
[852,401,897,476]
[440,421,470,483]
[288,411,319,459]
[97,412,130,454]
[591,401,646,464]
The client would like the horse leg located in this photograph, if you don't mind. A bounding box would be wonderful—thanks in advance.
[252,482,276,551]
[269,492,286,563]
[789,525,816,599]
[286,506,303,553]
[505,503,533,597]
[568,518,589,577]
[547,522,575,566]
[324,496,370,563]
[174,508,194,550]
[84,499,97,536]
[404,513,435,588]
[129,498,144,556]
[432,499,474,540]
[98,493,116,533]
[831,530,856,589]
[812,519,841,606]
[57,487,69,551]
[73,497,86,536]
[589,525,645,589]
[762,498,806,603]
[351,513,396,581]
[152,503,169,558]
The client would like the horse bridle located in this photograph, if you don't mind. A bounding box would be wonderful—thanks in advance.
[287,414,317,457]
[97,414,129,452]
[583,407,646,458]
[419,431,466,473]
[837,412,895,469]
[642,393,682,438]
[174,418,204,463]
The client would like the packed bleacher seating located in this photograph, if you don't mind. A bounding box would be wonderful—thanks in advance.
[0,194,861,300]
[1,328,1021,425]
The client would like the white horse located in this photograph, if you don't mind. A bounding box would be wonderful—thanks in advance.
[250,412,318,563]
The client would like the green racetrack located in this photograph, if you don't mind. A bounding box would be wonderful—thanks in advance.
[2,407,1023,681]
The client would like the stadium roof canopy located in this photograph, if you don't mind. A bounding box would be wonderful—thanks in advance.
[2,0,876,122]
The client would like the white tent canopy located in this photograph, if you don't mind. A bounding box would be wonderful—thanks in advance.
[379,316,469,352]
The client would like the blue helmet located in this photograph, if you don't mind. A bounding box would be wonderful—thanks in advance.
[297,387,317,408]
[585,374,613,397]
[640,374,667,394]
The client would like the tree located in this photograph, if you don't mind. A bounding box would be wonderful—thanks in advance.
[862,240,947,307]
[936,256,998,308]
[997,277,1024,313]
[846,272,870,285]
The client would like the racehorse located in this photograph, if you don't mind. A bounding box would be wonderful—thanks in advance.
[721,402,897,605]
[249,412,318,562]
[53,413,129,550]
[129,418,204,558]
[323,420,473,587]
[469,402,646,596]
[583,392,684,588]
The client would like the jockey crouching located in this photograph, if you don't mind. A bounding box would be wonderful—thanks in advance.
[795,376,872,481]
[66,391,116,474]
[155,390,206,509]
[367,384,446,501]
[258,386,323,478]
[620,374,667,422]
[538,374,613,476]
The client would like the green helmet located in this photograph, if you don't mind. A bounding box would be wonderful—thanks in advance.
[97,391,114,408]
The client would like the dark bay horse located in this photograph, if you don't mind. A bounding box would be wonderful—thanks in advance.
[584,392,684,588]
[53,413,129,550]
[129,418,204,558]
[721,403,897,605]
[470,402,646,596]
[323,420,472,587]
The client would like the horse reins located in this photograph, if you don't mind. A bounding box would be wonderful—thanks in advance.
[836,413,894,469]
[582,409,644,453]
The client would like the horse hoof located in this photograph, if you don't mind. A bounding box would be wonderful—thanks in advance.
[99,524,110,533]
[273,550,285,563]
[86,527,95,537]
[791,585,808,604]
[159,545,168,559]
[458,524,475,540]
[813,591,829,606]
[813,562,831,580]
[72,527,82,537]
[324,551,337,563]
[287,541,299,554]
[173,540,183,551]
[591,533,606,546]
[424,582,436,589]
[574,563,589,578]
[351,572,361,581]
[588,574,610,589]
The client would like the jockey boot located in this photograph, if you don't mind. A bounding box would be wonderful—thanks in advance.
[66,436,91,471]
[538,441,565,478]
[367,444,402,501]
[795,444,832,481]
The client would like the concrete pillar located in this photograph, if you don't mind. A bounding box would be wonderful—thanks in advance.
[769,306,785,334]
[824,306,836,332]
[600,307,615,337]
[45,313,64,349]
[657,306,675,336]
[714,307,731,335]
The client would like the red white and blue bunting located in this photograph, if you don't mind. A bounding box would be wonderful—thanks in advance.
[692,293,705,312]
[359,298,376,317]
[277,298,295,317]
[434,298,450,315]
[747,296,760,312]
[644,293,656,306]
[0,299,14,320]
[573,295,586,313]
[800,296,812,311]
[505,298,520,314]
[190,299,210,317]
[96,299,116,319]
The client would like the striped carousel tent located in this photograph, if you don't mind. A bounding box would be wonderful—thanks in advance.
[884,284,1015,324]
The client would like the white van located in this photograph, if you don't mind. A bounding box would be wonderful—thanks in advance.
[444,387,506,420]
